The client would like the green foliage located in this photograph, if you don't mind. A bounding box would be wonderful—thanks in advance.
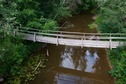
[0,38,27,77]
[108,46,126,84]
[43,20,57,30]
[40,0,72,20]
[88,23,97,29]
[94,1,126,83]
[0,0,17,36]
[78,0,97,11]
[95,0,126,33]
[53,6,72,20]
[26,17,58,30]
[15,0,41,27]
[15,0,72,30]
[0,0,27,78]
[6,54,46,84]
[23,41,43,55]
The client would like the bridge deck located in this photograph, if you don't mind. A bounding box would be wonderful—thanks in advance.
[13,28,126,49]
[20,33,125,49]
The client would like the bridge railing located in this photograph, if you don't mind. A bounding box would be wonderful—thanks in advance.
[16,28,126,41]
[18,27,125,36]
[13,27,126,49]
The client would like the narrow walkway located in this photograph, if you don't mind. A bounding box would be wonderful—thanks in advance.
[15,28,126,49]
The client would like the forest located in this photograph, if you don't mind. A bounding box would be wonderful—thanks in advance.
[0,0,126,84]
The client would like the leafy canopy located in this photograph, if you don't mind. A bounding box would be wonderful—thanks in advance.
[95,0,126,33]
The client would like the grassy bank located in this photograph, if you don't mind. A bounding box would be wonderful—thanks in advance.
[108,46,126,84]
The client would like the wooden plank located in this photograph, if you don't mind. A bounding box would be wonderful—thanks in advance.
[18,32,126,49]
[21,33,125,48]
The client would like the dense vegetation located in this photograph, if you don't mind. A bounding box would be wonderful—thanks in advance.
[0,0,72,83]
[108,46,126,84]
[95,0,126,33]
[94,0,126,84]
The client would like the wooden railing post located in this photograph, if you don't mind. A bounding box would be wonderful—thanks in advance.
[81,33,85,48]
[56,36,59,46]
[13,27,19,37]
[84,33,85,40]
[81,37,83,48]
[60,32,63,39]
[34,32,36,42]
[109,34,112,50]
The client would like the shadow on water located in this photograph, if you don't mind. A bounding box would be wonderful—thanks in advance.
[29,12,114,84]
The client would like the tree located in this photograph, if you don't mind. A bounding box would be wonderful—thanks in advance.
[108,46,126,84]
[95,0,126,33]
[0,0,27,78]
[38,0,72,21]
[94,0,126,84]
[0,39,27,77]
[0,0,17,36]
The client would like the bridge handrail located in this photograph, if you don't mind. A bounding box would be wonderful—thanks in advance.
[17,30,126,40]
[18,27,126,36]
[13,27,126,49]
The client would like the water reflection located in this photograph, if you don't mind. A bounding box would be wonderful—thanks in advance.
[60,47,100,73]
[84,50,100,72]
[54,73,104,84]
[60,47,74,69]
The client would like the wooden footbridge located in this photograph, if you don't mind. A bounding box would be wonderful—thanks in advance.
[14,28,126,49]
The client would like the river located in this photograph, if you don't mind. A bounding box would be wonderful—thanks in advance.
[30,12,114,84]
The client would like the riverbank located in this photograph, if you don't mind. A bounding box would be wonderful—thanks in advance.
[4,42,47,84]
[107,46,126,84]
[92,10,126,84]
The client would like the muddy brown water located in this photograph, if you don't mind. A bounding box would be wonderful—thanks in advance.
[30,12,114,84]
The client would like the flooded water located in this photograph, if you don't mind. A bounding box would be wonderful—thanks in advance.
[30,12,114,84]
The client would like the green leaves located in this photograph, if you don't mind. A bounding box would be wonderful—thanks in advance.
[95,0,126,33]
[6,54,46,84]
[43,20,57,30]
[26,17,58,30]
[108,46,126,84]
[0,39,27,77]
[20,9,36,18]
[53,6,72,20]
